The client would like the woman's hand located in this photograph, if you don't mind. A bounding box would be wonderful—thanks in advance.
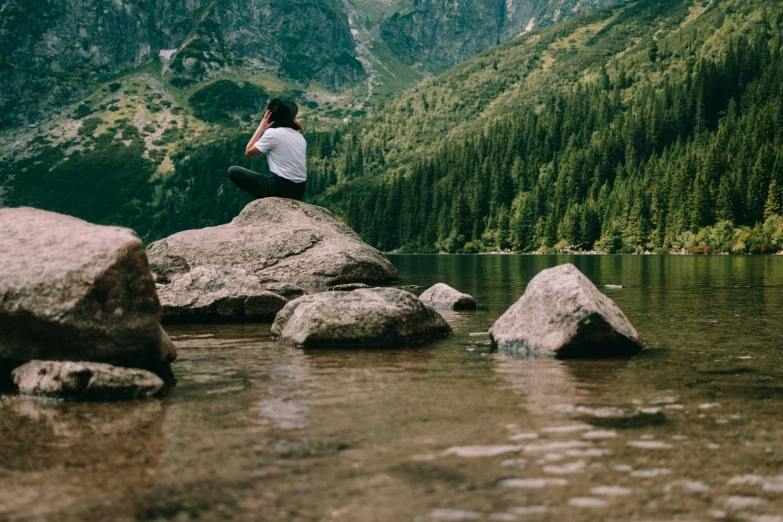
[258,110,275,133]
[246,110,275,157]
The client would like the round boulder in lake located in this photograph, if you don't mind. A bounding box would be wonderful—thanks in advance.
[12,360,164,400]
[489,264,644,358]
[272,288,452,347]
[147,198,400,288]
[0,207,175,371]
[419,283,477,310]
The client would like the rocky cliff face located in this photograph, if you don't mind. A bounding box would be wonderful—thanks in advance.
[380,0,622,68]
[172,0,365,89]
[0,0,364,128]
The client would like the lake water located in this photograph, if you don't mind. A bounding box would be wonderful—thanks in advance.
[2,255,783,522]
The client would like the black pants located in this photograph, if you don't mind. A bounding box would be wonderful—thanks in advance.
[227,166,306,200]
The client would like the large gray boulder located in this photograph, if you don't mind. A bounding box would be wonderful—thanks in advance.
[147,199,400,288]
[489,264,644,358]
[0,207,175,370]
[156,265,305,322]
[12,360,164,400]
[272,288,452,347]
[419,283,477,310]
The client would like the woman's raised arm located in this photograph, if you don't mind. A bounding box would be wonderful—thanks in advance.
[245,110,274,157]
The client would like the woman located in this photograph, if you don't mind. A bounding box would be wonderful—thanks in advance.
[227,98,307,200]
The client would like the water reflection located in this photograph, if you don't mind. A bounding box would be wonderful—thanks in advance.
[0,397,167,520]
[2,256,783,521]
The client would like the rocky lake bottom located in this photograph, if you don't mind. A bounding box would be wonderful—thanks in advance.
[2,255,783,522]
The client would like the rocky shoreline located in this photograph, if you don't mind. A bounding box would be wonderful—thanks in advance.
[1,200,646,400]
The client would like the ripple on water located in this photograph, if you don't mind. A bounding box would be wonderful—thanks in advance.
[488,514,520,521]
[500,478,568,488]
[583,430,617,439]
[722,496,767,510]
[568,497,609,508]
[542,460,586,475]
[665,480,711,493]
[728,475,766,486]
[590,486,633,496]
[443,445,522,458]
[508,432,539,441]
[256,398,309,430]
[540,424,592,434]
[565,448,611,457]
[523,441,590,453]
[427,509,482,520]
[627,440,673,449]
[510,506,550,515]
[629,468,672,478]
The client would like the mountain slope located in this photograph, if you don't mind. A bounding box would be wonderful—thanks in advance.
[307,0,783,253]
[380,0,622,70]
[0,0,365,129]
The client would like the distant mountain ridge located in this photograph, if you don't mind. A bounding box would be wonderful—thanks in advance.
[381,0,621,70]
[0,0,364,128]
[0,0,620,129]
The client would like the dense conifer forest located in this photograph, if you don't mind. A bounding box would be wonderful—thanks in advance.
[304,0,783,253]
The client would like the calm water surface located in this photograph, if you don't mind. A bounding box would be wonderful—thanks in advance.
[2,255,783,522]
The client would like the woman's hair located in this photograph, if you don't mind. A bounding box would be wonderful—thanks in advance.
[272,118,303,131]
[287,119,304,131]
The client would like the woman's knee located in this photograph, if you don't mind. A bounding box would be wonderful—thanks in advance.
[227,165,241,181]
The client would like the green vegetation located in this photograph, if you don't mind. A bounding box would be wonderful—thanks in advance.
[5,0,783,258]
[302,0,783,254]
[189,80,268,123]
[4,133,156,233]
[169,77,198,89]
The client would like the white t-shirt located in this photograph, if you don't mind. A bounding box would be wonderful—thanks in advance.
[254,127,307,182]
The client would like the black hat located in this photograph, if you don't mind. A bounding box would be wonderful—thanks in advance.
[267,98,298,128]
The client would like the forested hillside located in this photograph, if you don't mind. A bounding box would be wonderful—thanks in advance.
[306,0,783,253]
[4,0,783,255]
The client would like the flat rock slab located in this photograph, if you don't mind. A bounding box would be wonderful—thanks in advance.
[272,288,452,347]
[156,266,303,322]
[147,198,400,288]
[0,207,175,369]
[489,264,644,358]
[13,360,164,400]
[419,283,477,310]
[328,283,372,292]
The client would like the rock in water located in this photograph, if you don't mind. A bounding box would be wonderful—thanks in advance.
[328,283,372,292]
[419,283,477,310]
[156,266,303,322]
[272,288,452,347]
[147,199,400,290]
[12,361,164,400]
[0,207,176,370]
[489,264,644,358]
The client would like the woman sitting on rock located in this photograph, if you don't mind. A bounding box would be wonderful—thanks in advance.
[227,99,306,200]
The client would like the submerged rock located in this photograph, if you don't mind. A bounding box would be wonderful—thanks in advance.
[12,360,164,400]
[0,207,175,371]
[489,264,644,358]
[156,266,303,322]
[328,283,372,292]
[272,288,451,347]
[419,283,477,310]
[147,199,400,292]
